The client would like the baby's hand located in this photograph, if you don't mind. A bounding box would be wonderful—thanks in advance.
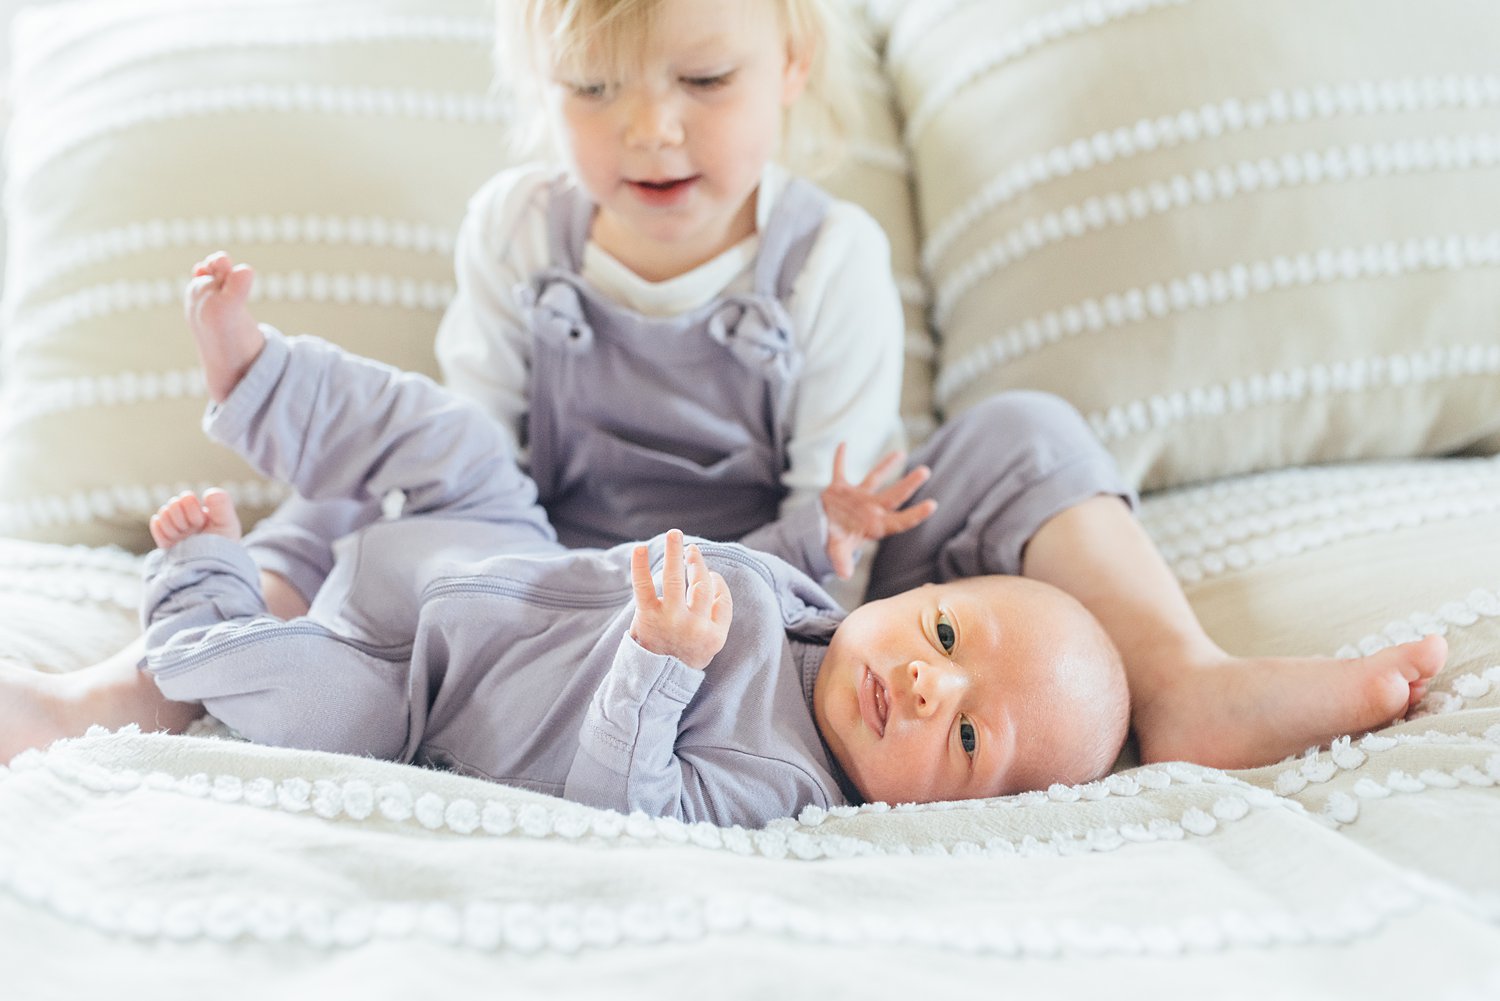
[629,530,733,671]
[822,443,938,579]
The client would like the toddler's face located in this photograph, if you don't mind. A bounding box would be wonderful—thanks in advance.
[812,576,1127,806]
[541,0,810,278]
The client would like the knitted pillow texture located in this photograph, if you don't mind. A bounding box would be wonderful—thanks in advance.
[888,0,1500,491]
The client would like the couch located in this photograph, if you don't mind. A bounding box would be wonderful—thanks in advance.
[1,0,1498,996]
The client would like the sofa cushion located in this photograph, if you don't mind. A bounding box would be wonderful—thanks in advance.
[889,0,1500,491]
[0,0,923,550]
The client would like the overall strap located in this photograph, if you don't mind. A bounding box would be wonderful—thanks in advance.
[544,175,595,273]
[752,177,833,301]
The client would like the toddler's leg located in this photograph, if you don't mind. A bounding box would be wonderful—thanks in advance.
[184,252,266,403]
[866,391,1128,599]
[0,640,202,764]
[1021,496,1443,769]
[868,390,1443,769]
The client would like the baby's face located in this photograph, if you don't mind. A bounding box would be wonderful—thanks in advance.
[812,576,1127,806]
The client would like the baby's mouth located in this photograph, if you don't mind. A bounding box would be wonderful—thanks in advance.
[859,667,888,738]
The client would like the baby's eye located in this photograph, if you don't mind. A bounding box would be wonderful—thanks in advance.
[935,611,956,654]
[959,715,977,757]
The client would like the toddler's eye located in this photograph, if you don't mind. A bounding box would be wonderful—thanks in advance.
[935,611,956,654]
[959,715,977,757]
[683,72,733,90]
[568,81,608,99]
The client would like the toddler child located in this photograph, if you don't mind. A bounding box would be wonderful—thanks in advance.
[143,270,1132,827]
[246,0,914,619]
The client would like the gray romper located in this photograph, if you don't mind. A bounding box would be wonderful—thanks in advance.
[144,330,1131,824]
[144,332,851,829]
[241,176,836,603]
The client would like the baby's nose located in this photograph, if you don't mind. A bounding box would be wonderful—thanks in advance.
[906,659,958,719]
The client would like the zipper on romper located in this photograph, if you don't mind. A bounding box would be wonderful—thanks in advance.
[149,620,410,675]
[421,575,630,610]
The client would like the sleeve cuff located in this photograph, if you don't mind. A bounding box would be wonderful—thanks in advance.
[202,324,291,447]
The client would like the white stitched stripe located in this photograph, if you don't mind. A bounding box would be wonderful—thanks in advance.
[898,0,1192,143]
[921,75,1500,272]
[7,216,457,306]
[0,370,206,431]
[1,272,456,365]
[1088,344,1500,443]
[16,15,492,98]
[0,479,289,536]
[934,232,1500,407]
[933,133,1500,326]
[6,85,506,194]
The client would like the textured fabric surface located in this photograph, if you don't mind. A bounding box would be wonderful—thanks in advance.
[3,458,1499,994]
[0,0,925,550]
[893,0,1500,491]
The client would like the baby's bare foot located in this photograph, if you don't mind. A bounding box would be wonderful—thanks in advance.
[185,251,265,403]
[149,488,242,549]
[1134,634,1446,769]
[0,641,202,763]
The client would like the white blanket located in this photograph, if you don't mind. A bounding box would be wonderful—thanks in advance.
[3,470,1500,999]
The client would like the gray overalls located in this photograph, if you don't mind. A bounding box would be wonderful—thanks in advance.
[240,177,835,601]
[520,176,830,558]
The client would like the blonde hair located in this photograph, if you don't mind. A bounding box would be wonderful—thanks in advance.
[491,0,871,176]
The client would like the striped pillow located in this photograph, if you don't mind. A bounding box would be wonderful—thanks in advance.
[0,0,925,549]
[889,0,1500,492]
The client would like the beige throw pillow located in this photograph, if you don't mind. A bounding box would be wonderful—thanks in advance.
[889,0,1500,491]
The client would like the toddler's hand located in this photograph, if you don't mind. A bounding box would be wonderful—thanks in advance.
[630,530,733,671]
[822,443,938,579]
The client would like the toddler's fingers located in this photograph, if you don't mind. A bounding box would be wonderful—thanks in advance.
[860,449,908,490]
[830,544,854,580]
[829,442,848,486]
[629,544,658,607]
[884,498,939,535]
[876,464,931,507]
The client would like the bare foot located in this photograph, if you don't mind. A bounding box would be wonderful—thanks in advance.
[1133,634,1447,769]
[149,488,242,549]
[0,640,202,764]
[184,251,265,403]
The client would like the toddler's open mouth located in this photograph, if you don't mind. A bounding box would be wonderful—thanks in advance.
[627,176,700,205]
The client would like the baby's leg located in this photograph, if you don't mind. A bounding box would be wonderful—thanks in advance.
[184,252,265,403]
[149,488,242,549]
[1022,495,1445,769]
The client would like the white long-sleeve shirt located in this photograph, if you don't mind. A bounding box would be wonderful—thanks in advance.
[433,162,907,527]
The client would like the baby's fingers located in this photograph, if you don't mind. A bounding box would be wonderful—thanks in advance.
[661,530,687,604]
[684,543,711,610]
[629,544,659,608]
[709,571,733,627]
